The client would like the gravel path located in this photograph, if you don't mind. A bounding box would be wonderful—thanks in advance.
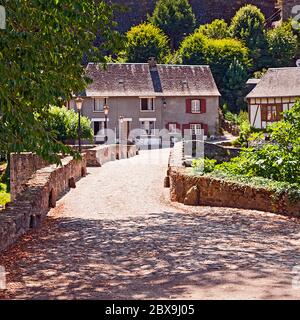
[1,148,300,300]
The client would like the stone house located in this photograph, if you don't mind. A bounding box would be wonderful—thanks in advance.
[246,67,300,129]
[68,60,220,143]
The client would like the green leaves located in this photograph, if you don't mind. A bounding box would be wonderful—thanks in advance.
[125,23,170,63]
[0,0,121,163]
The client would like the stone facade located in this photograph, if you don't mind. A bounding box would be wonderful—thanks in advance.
[281,0,299,21]
[0,155,87,252]
[168,167,300,217]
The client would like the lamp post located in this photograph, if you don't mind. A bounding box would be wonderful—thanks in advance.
[119,116,124,144]
[75,97,84,153]
[103,105,110,143]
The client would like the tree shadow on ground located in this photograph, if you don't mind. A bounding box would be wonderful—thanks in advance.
[1,210,300,299]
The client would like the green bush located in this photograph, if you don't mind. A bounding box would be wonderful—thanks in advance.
[149,0,196,49]
[179,33,250,88]
[267,22,298,68]
[45,106,93,144]
[192,158,217,173]
[124,23,170,63]
[215,101,300,184]
[197,19,230,39]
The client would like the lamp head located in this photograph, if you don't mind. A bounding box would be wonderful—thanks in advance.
[75,97,84,111]
[103,105,110,116]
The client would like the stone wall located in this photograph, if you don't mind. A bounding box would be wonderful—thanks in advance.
[84,144,138,167]
[0,155,87,252]
[168,167,300,217]
[10,153,49,201]
[204,142,240,163]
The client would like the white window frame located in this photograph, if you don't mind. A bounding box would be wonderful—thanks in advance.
[140,97,155,112]
[168,123,178,134]
[190,124,202,135]
[94,97,108,112]
[191,99,201,113]
[140,120,156,136]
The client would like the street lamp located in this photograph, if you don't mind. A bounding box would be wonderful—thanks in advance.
[103,105,110,143]
[119,116,124,144]
[75,97,84,153]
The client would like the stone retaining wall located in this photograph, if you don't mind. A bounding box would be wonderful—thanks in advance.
[168,167,300,217]
[204,142,240,163]
[0,155,87,252]
[84,144,138,167]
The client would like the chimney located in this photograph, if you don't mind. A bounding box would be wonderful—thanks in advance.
[148,57,157,71]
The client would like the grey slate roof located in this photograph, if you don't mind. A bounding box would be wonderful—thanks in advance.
[247,67,300,99]
[85,63,220,97]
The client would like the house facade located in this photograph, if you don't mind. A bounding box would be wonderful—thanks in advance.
[68,60,220,143]
[246,67,300,129]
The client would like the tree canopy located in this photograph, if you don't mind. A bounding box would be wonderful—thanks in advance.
[149,0,196,49]
[124,23,170,63]
[0,0,122,163]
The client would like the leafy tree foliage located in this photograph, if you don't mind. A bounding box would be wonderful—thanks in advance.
[124,23,170,63]
[44,106,93,144]
[222,58,249,112]
[267,22,298,68]
[179,33,250,89]
[216,101,300,184]
[149,0,196,49]
[0,0,122,163]
[230,5,267,70]
[197,19,230,39]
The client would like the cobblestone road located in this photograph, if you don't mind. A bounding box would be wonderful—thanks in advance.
[1,148,300,299]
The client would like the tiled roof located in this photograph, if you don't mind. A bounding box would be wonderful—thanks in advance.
[85,63,220,97]
[247,67,300,99]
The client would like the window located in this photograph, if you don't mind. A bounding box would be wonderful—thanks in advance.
[261,105,282,122]
[168,123,177,133]
[94,98,106,112]
[191,99,201,113]
[93,121,105,136]
[190,124,202,135]
[141,121,155,135]
[140,98,155,111]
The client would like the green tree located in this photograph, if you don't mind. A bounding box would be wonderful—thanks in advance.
[149,0,196,49]
[230,5,267,71]
[267,22,298,67]
[222,58,249,112]
[0,0,122,164]
[197,19,230,39]
[179,33,250,89]
[124,23,170,63]
[44,106,93,144]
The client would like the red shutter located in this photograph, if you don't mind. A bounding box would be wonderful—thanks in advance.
[186,99,191,113]
[182,124,190,134]
[201,99,207,113]
[176,123,181,129]
[202,124,208,135]
[166,122,170,130]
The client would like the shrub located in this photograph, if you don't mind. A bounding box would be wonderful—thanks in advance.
[124,23,170,63]
[197,19,230,39]
[45,106,93,144]
[179,34,250,88]
[192,158,217,173]
[267,22,298,67]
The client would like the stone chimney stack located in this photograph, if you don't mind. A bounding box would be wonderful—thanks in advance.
[148,57,157,71]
